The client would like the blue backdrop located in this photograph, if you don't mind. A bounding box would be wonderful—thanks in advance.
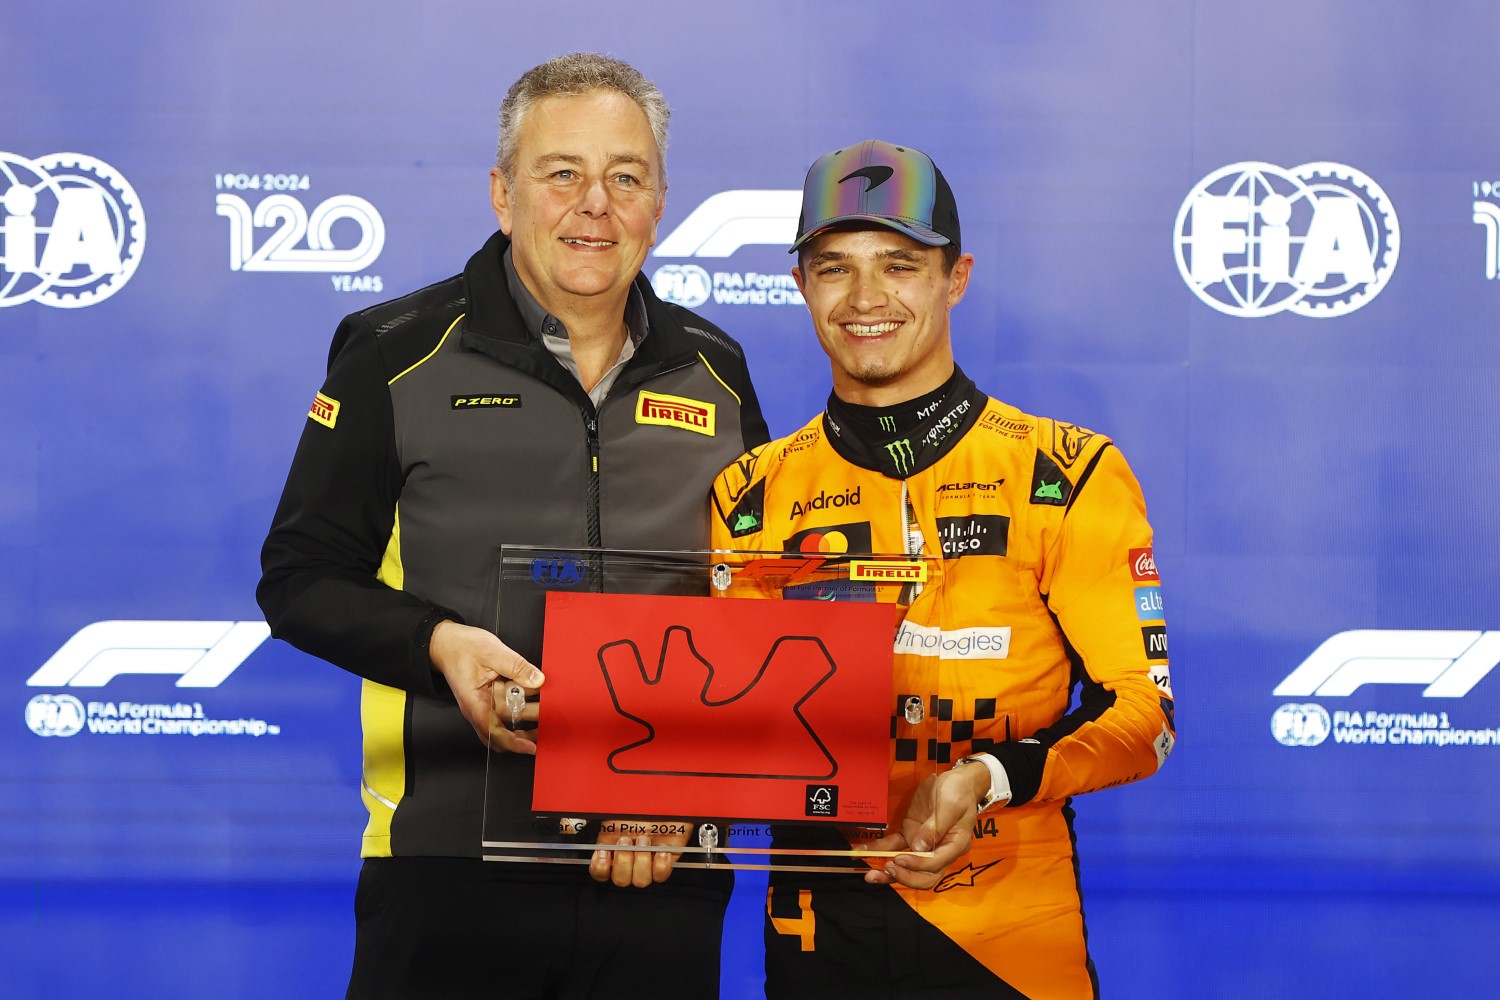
[4,1,1497,996]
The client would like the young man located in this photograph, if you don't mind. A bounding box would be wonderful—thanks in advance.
[259,53,767,999]
[710,140,1175,999]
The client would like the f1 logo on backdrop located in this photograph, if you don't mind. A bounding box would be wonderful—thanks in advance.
[0,150,147,308]
[1174,161,1399,318]
[653,191,800,258]
[1271,630,1500,750]
[26,621,271,688]
[1273,630,1500,698]
[650,190,803,308]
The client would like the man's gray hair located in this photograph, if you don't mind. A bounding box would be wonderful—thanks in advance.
[496,53,670,182]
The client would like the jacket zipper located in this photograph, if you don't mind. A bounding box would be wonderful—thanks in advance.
[585,414,602,548]
[584,350,692,555]
[592,354,697,546]
[900,481,925,603]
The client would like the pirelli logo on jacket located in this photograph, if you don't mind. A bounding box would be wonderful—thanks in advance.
[309,392,340,428]
[636,391,716,437]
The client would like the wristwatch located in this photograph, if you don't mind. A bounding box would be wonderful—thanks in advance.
[953,753,1011,813]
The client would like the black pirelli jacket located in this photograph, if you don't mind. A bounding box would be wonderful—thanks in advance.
[257,231,768,858]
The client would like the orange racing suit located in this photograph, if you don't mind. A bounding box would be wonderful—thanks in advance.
[709,369,1175,999]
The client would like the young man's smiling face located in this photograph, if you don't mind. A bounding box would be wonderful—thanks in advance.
[794,227,973,405]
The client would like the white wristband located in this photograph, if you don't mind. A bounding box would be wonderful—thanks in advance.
[954,753,1013,812]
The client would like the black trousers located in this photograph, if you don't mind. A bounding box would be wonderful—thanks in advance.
[347,857,732,1000]
[764,870,1034,1000]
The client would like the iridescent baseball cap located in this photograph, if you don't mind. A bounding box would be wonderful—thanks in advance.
[789,139,961,253]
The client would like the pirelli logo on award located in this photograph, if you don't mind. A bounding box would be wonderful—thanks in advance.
[309,392,340,429]
[848,561,927,583]
[636,391,716,437]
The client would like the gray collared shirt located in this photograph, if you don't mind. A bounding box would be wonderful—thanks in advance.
[503,247,649,407]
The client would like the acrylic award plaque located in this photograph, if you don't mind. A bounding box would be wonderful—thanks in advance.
[480,546,939,873]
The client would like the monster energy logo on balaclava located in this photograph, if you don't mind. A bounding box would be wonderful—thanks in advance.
[884,439,915,475]
[822,367,989,480]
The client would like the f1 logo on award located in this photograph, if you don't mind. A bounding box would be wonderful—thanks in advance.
[1174,161,1399,318]
[0,150,147,308]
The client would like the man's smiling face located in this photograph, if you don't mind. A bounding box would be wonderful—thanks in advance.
[490,89,665,313]
[794,227,973,405]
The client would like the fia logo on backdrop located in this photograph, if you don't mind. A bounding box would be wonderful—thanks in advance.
[1174,161,1399,318]
[0,151,146,308]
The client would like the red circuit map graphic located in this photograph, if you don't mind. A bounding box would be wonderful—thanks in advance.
[601,625,838,779]
[532,592,893,822]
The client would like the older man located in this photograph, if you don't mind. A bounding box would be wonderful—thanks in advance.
[711,140,1175,998]
[259,53,766,999]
